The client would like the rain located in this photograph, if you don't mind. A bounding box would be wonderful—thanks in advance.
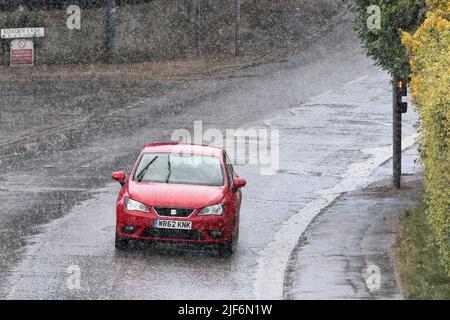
[0,0,447,303]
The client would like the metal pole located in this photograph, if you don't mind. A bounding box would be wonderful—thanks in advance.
[393,76,402,188]
[196,0,204,55]
[5,41,10,66]
[106,0,118,63]
[234,0,241,57]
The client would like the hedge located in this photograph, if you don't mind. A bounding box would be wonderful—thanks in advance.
[402,0,450,276]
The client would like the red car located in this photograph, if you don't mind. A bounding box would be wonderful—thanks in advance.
[112,143,246,256]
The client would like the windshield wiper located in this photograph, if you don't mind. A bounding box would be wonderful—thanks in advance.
[136,156,158,182]
[165,155,172,183]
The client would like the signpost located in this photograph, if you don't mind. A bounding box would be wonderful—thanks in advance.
[10,39,34,66]
[393,78,409,188]
[1,27,44,39]
[0,27,44,66]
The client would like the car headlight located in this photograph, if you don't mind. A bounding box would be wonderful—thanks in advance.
[199,204,224,216]
[125,197,149,213]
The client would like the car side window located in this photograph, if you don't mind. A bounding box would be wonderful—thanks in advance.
[224,152,235,188]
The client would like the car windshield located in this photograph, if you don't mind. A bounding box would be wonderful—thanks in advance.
[133,153,225,186]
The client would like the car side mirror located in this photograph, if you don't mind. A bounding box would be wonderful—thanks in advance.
[233,177,246,190]
[112,171,126,186]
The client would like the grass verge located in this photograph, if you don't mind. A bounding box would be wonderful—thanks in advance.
[396,201,450,299]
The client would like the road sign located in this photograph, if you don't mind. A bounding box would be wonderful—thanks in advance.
[1,27,44,39]
[10,39,34,66]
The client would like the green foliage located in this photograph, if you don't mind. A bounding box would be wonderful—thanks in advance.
[397,202,450,299]
[351,0,427,78]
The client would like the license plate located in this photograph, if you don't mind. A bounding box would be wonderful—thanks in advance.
[154,219,192,230]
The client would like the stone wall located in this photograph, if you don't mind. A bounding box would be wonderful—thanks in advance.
[0,0,343,65]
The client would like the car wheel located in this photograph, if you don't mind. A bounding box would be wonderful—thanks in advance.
[218,234,236,258]
[218,242,233,257]
[115,233,130,250]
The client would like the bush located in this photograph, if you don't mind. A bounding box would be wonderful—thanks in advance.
[402,0,450,276]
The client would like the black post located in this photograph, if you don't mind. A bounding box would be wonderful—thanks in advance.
[393,77,402,188]
[234,0,241,57]
[106,0,118,63]
[1,41,6,66]
[4,41,10,66]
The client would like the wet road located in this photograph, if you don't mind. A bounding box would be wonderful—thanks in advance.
[0,14,418,299]
[285,147,423,300]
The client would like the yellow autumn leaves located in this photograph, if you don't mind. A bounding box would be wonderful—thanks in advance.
[402,0,450,276]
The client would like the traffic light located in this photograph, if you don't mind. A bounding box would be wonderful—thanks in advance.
[398,80,408,113]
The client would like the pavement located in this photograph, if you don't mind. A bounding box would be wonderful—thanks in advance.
[284,147,423,300]
[0,12,421,300]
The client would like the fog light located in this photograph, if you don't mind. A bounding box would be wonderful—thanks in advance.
[122,226,137,234]
[209,230,224,239]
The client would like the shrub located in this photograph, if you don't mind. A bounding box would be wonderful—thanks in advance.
[402,0,450,276]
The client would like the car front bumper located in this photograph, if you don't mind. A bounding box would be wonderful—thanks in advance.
[117,209,233,243]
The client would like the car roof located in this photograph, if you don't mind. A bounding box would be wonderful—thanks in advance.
[141,143,224,157]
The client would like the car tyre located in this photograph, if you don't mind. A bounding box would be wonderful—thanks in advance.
[218,234,236,258]
[115,233,130,250]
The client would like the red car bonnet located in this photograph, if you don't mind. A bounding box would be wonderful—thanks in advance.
[127,182,227,208]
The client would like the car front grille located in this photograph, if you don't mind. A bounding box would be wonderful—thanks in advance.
[140,228,204,241]
[153,207,195,218]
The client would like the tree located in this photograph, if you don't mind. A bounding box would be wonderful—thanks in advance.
[352,0,427,79]
[351,0,427,187]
